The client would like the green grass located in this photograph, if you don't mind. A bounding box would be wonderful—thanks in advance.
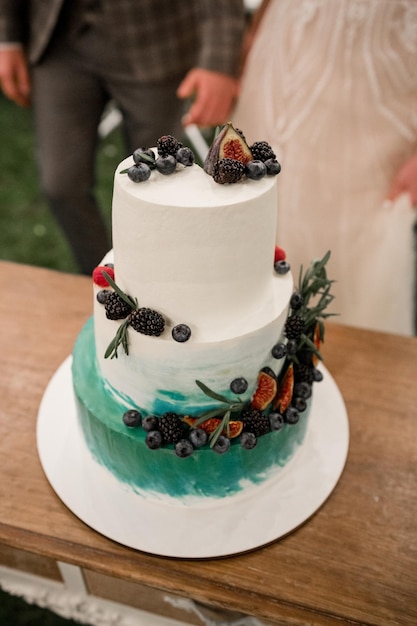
[0,94,125,273]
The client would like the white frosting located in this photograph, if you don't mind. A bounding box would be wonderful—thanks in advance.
[112,156,279,340]
[94,157,293,415]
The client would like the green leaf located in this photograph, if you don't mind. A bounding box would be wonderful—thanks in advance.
[195,380,232,404]
[102,271,136,309]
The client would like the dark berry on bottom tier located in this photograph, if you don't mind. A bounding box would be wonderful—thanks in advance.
[290,292,304,310]
[230,377,248,394]
[293,397,307,412]
[142,415,159,432]
[122,409,142,428]
[240,432,257,450]
[175,439,194,458]
[285,315,305,340]
[272,342,287,359]
[159,412,184,444]
[146,430,163,450]
[213,435,231,455]
[313,368,324,382]
[293,381,312,399]
[269,412,284,431]
[284,407,299,425]
[241,408,271,437]
[189,428,208,448]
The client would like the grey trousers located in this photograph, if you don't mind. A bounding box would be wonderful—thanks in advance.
[32,24,185,274]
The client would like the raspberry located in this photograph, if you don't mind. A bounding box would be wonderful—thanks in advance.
[274,246,286,263]
[93,265,115,287]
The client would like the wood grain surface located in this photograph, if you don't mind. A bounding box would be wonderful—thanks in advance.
[0,260,416,626]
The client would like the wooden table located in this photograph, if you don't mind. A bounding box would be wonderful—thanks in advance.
[0,260,416,626]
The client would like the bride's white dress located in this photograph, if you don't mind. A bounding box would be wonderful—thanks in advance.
[234,0,417,335]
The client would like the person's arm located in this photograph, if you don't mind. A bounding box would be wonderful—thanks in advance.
[0,2,31,106]
[386,154,417,207]
[177,0,246,127]
[0,44,31,106]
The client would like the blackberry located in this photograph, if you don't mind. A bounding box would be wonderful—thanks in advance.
[157,135,182,157]
[130,307,165,336]
[241,407,271,437]
[285,315,305,340]
[104,292,132,320]
[159,412,184,444]
[213,158,244,184]
[249,141,276,162]
[295,363,315,384]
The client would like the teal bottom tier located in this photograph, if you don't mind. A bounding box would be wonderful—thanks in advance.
[72,318,310,500]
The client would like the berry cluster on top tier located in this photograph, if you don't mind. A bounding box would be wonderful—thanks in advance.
[123,135,195,183]
[203,122,281,184]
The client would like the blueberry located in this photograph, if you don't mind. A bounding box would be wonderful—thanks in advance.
[240,432,257,450]
[175,439,194,458]
[290,292,304,310]
[265,159,281,176]
[272,342,287,359]
[133,148,155,165]
[142,415,159,432]
[245,160,267,180]
[213,435,231,455]
[176,146,195,167]
[122,409,142,428]
[155,155,177,175]
[189,428,208,448]
[294,381,312,399]
[145,430,163,449]
[127,163,151,182]
[293,397,307,412]
[269,411,284,431]
[96,289,111,304]
[230,377,248,394]
[313,368,324,382]
[286,339,298,355]
[274,260,291,275]
[172,324,192,342]
[284,407,299,425]
[104,262,114,268]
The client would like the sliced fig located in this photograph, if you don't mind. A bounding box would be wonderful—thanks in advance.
[184,416,243,438]
[251,370,277,411]
[273,363,294,413]
[204,122,253,176]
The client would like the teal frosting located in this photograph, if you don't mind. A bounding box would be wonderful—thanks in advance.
[72,318,309,499]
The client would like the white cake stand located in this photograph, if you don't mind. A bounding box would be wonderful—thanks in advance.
[37,357,349,558]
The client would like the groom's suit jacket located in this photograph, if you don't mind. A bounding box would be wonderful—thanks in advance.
[0,0,245,80]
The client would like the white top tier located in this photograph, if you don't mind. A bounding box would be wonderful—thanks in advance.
[112,156,280,339]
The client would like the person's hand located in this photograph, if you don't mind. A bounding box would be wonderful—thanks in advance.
[177,68,239,128]
[0,47,31,107]
[386,153,417,207]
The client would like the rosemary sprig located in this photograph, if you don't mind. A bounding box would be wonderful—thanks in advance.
[102,271,138,359]
[194,380,243,448]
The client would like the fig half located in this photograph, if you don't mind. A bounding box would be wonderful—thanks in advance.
[204,122,253,175]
